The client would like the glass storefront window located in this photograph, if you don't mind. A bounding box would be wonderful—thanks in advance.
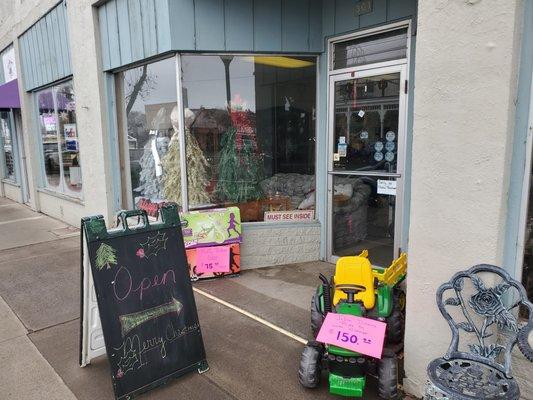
[0,110,16,181]
[121,57,177,206]
[122,55,317,223]
[180,55,316,221]
[36,81,82,196]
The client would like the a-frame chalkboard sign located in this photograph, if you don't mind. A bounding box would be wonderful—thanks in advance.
[80,205,208,400]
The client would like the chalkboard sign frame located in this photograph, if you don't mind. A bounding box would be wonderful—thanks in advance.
[80,205,208,400]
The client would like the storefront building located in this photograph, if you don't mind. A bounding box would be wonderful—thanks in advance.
[0,0,532,397]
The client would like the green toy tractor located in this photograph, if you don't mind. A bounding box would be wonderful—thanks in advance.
[298,251,407,399]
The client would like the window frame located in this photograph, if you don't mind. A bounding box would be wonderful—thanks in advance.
[34,79,83,199]
[117,52,320,224]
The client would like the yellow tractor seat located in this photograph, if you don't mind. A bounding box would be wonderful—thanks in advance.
[333,256,376,310]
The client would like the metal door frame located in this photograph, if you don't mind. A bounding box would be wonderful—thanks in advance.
[326,64,408,263]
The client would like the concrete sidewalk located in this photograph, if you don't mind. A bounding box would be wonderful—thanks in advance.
[0,198,383,400]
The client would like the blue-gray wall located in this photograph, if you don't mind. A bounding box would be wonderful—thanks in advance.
[18,0,72,91]
[98,0,416,71]
[503,1,533,276]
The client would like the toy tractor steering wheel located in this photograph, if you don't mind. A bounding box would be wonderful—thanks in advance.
[337,285,365,304]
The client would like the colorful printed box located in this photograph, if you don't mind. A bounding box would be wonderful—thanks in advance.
[181,207,242,249]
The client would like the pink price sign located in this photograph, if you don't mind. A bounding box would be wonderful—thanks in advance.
[316,313,387,359]
[195,245,231,273]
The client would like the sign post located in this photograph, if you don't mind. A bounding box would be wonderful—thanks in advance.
[80,205,208,400]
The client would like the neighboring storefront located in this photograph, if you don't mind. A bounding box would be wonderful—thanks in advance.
[0,45,27,203]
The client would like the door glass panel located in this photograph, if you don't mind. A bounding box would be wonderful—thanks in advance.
[333,73,400,173]
[331,175,395,266]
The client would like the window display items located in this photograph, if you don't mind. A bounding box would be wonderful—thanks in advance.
[135,107,170,201]
[36,81,82,195]
[162,107,209,206]
[215,104,264,218]
[0,112,15,181]
[64,123,78,151]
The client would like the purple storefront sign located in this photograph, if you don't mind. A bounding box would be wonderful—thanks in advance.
[0,79,20,108]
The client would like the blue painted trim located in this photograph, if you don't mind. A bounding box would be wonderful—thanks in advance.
[104,73,122,212]
[317,49,328,260]
[503,1,533,277]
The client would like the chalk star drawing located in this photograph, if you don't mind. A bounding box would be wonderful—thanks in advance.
[119,298,183,337]
[138,232,168,259]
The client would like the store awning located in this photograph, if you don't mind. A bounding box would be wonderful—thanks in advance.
[0,79,21,108]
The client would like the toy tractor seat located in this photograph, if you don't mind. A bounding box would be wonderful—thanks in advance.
[333,256,376,310]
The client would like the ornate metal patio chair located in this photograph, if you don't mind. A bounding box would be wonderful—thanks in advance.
[425,264,533,400]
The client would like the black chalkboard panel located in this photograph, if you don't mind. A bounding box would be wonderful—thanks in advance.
[82,206,208,400]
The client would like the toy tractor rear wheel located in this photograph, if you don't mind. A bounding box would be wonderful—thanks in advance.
[298,341,323,388]
[386,289,405,344]
[377,356,399,399]
[311,292,324,337]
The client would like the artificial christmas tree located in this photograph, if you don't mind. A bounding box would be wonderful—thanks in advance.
[162,107,210,206]
[215,108,263,203]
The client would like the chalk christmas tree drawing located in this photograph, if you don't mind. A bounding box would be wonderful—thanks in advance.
[95,243,118,270]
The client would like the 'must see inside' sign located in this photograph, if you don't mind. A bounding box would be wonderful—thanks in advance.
[264,210,315,223]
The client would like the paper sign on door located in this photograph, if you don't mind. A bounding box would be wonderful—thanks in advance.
[316,313,387,359]
[196,245,231,273]
[377,179,397,196]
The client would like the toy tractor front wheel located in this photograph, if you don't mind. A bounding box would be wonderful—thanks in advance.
[377,356,399,399]
[311,293,324,337]
[298,341,323,388]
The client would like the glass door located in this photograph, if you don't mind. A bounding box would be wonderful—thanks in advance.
[327,65,407,266]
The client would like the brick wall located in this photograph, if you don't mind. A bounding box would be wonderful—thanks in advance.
[240,223,321,268]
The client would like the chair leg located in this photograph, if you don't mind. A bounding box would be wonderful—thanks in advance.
[424,380,449,400]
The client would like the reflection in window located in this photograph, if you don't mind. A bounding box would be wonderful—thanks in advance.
[333,28,408,70]
[122,57,177,205]
[180,55,317,221]
[333,73,400,173]
[36,81,82,195]
[332,175,395,267]
[123,55,317,223]
[0,111,16,181]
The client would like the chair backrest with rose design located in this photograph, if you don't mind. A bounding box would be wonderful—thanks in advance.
[425,264,533,400]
